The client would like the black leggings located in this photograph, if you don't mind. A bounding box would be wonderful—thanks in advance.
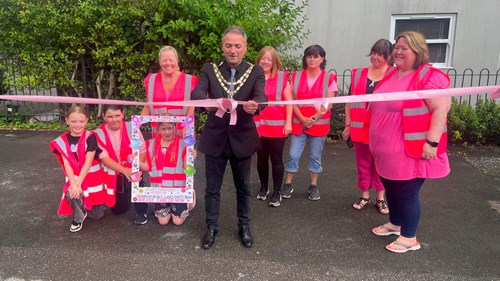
[256,136,287,192]
[381,177,425,238]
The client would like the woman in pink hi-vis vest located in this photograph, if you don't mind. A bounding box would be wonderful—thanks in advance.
[142,45,198,136]
[342,39,394,215]
[253,46,293,207]
[282,45,338,201]
[369,31,451,253]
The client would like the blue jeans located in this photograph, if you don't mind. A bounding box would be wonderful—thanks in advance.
[65,191,104,222]
[381,177,425,238]
[285,133,326,174]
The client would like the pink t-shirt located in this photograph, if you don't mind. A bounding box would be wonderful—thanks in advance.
[369,70,450,180]
[307,76,338,93]
[99,124,146,160]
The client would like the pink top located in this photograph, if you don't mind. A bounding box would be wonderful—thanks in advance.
[307,76,338,92]
[144,72,198,113]
[369,70,450,180]
[99,124,146,159]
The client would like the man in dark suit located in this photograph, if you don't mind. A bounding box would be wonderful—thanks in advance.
[191,26,267,249]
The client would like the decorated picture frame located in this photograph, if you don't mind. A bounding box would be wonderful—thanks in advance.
[130,115,196,203]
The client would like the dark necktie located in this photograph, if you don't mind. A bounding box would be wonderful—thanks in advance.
[229,68,236,92]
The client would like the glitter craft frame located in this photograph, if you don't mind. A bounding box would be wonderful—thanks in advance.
[130,115,195,203]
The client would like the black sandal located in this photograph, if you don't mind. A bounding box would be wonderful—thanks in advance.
[376,199,389,215]
[353,197,370,210]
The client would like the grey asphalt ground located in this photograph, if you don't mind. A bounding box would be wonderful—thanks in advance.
[0,129,499,281]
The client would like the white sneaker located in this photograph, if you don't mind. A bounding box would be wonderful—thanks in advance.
[70,211,87,233]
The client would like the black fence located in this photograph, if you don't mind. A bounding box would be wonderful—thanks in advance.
[330,68,500,104]
[0,58,61,122]
[1,55,499,123]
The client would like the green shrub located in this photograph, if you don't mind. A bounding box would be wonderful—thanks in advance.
[0,113,98,131]
[329,103,345,140]
[0,120,97,131]
[475,98,500,145]
[448,98,500,145]
[0,113,26,125]
[195,111,208,134]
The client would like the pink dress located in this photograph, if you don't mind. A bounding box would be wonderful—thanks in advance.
[369,71,450,180]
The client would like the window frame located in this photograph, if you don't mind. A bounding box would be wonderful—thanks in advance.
[390,14,457,68]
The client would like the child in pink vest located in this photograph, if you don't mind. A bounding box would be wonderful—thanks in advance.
[50,104,105,233]
[141,122,196,225]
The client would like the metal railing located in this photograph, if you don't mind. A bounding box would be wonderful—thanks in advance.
[1,56,499,122]
[331,68,500,105]
[1,57,61,122]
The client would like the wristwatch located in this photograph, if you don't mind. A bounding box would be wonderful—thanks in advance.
[425,139,439,147]
[310,116,317,121]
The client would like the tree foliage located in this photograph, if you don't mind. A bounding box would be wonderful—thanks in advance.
[0,0,309,105]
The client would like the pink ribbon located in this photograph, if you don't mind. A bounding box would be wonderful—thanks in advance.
[1,86,499,120]
[2,86,498,107]
[264,86,500,106]
[493,89,500,100]
[313,98,329,114]
[215,98,238,125]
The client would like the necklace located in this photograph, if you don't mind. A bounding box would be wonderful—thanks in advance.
[212,63,254,98]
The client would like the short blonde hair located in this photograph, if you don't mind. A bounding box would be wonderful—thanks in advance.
[395,31,429,69]
[256,46,282,77]
[158,45,179,62]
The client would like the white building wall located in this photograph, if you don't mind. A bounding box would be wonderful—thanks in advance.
[292,0,500,73]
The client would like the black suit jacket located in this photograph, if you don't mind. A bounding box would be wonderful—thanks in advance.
[191,60,267,158]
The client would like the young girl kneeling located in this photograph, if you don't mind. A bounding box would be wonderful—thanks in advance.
[142,122,195,225]
[50,104,108,232]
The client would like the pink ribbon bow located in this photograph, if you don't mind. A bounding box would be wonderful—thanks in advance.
[215,98,239,125]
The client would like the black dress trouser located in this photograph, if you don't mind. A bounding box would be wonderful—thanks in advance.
[204,143,252,229]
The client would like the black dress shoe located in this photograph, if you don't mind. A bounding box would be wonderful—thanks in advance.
[238,226,253,248]
[202,227,218,249]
